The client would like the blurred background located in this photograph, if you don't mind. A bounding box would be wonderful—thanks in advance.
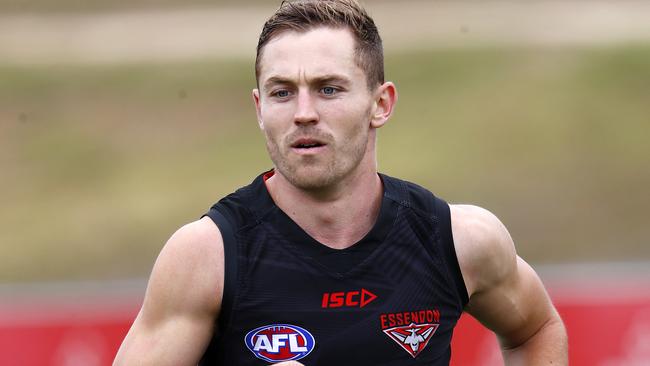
[1,0,649,364]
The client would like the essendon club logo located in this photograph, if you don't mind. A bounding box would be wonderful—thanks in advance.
[380,309,440,358]
[244,324,315,363]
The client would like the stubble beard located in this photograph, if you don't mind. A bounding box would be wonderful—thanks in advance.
[265,125,370,192]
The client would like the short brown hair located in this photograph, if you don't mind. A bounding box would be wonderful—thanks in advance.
[255,0,384,89]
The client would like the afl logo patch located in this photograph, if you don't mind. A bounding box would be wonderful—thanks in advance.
[244,324,315,363]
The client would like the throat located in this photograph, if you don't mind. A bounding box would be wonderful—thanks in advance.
[309,212,373,250]
[288,192,382,250]
[266,169,385,249]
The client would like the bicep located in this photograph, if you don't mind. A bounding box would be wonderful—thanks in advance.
[114,217,223,365]
[465,256,557,349]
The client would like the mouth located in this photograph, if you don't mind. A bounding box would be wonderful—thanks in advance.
[290,138,328,154]
[291,138,326,149]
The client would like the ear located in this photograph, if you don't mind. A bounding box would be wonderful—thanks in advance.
[252,88,264,130]
[370,82,398,129]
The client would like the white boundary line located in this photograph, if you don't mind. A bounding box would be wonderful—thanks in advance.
[1,1,650,64]
[536,261,650,304]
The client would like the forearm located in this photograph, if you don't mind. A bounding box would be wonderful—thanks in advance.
[501,316,568,366]
[114,310,215,366]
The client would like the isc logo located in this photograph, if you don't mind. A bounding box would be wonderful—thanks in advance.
[321,288,377,308]
[244,324,315,363]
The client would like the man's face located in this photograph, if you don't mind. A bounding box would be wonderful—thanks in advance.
[253,27,378,191]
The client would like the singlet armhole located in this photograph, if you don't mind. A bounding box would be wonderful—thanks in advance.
[203,207,238,334]
[433,197,470,307]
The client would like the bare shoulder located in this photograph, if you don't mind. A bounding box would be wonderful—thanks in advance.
[162,216,223,266]
[449,205,568,361]
[145,216,224,316]
[449,204,517,298]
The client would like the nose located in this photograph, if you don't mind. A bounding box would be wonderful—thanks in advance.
[294,89,319,125]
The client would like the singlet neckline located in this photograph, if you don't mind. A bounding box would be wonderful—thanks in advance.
[249,170,399,274]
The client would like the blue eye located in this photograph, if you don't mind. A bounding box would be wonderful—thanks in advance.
[275,90,290,98]
[322,87,337,95]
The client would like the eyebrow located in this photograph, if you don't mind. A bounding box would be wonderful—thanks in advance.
[262,74,351,91]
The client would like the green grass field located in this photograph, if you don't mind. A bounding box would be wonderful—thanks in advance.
[1,45,649,282]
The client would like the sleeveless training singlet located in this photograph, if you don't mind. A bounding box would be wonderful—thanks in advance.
[200,171,468,365]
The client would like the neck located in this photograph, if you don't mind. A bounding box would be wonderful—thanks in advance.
[266,165,383,250]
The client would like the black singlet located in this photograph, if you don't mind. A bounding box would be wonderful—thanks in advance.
[200,171,468,365]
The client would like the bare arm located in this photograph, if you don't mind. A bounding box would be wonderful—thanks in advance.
[113,216,224,365]
[451,205,568,365]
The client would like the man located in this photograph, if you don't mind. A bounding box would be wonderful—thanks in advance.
[114,0,567,365]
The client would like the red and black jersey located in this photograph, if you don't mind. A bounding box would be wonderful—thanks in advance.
[200,171,468,365]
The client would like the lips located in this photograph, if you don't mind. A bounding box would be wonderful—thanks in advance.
[291,138,327,149]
